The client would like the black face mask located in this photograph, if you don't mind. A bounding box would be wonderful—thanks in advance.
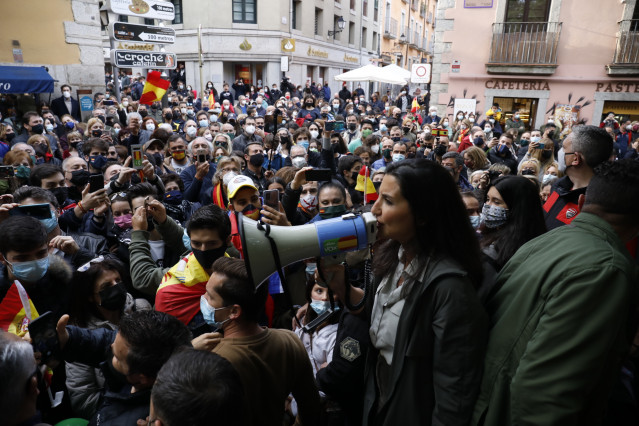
[391,136,401,142]
[152,152,164,165]
[31,124,44,134]
[91,129,103,138]
[473,137,484,146]
[249,153,264,167]
[172,112,180,120]
[49,187,69,206]
[403,127,411,134]
[280,135,290,145]
[348,123,358,132]
[434,144,447,157]
[5,133,15,142]
[140,110,148,118]
[70,169,90,187]
[192,246,227,270]
[99,282,127,312]
[164,113,173,121]
[382,148,392,160]
[373,181,381,191]
[305,103,314,108]
[350,171,359,181]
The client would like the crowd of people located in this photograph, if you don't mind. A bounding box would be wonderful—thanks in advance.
[0,70,638,426]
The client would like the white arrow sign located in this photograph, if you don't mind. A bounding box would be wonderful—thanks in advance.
[107,0,175,21]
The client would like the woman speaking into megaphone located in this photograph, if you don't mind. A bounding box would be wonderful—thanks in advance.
[318,159,488,426]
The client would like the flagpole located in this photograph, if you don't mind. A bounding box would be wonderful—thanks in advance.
[198,25,204,102]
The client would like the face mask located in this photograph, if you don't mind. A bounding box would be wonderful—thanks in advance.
[163,189,183,205]
[319,204,347,220]
[99,282,127,312]
[298,140,309,151]
[430,111,437,117]
[209,115,218,123]
[391,136,401,143]
[519,138,530,147]
[469,118,475,123]
[70,169,90,186]
[361,129,373,139]
[152,152,164,165]
[186,127,197,138]
[380,124,387,132]
[481,204,509,229]
[457,114,463,120]
[91,129,103,138]
[333,104,340,110]
[310,130,319,139]
[212,108,221,114]
[114,213,133,229]
[557,148,568,173]
[15,165,31,179]
[300,193,318,210]
[199,119,209,128]
[489,118,495,124]
[223,171,237,186]
[31,124,44,134]
[514,114,520,119]
[473,137,484,146]
[248,153,264,167]
[241,203,260,220]
[165,113,173,121]
[371,144,379,154]
[49,187,69,206]
[291,156,307,168]
[63,91,71,99]
[199,296,230,330]
[245,125,255,135]
[310,299,338,315]
[40,209,58,233]
[484,127,492,133]
[469,215,481,230]
[460,124,467,130]
[172,112,181,120]
[114,128,121,136]
[180,108,187,114]
[382,148,392,160]
[348,123,358,132]
[141,111,150,119]
[204,134,213,142]
[434,144,447,157]
[89,155,107,170]
[187,110,195,117]
[192,245,227,270]
[45,124,54,132]
[530,136,542,144]
[225,132,235,140]
[8,256,49,283]
[171,150,186,161]
[392,153,405,162]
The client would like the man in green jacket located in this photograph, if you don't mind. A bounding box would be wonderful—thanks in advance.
[473,159,639,425]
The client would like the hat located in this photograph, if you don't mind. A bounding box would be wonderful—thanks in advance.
[227,175,258,199]
[227,113,237,121]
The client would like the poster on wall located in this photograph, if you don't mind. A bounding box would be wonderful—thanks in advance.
[554,104,581,139]
[454,98,477,117]
[464,0,493,8]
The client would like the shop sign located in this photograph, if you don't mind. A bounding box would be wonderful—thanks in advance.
[110,50,177,69]
[117,42,155,51]
[239,39,252,51]
[107,0,175,21]
[281,39,295,53]
[485,79,550,90]
[595,82,639,93]
[307,46,329,58]
[344,54,359,64]
[80,96,93,112]
[109,22,176,44]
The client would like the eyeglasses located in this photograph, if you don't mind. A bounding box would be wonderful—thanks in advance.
[77,255,105,272]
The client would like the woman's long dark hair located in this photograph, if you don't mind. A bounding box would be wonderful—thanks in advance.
[480,175,547,269]
[373,159,484,288]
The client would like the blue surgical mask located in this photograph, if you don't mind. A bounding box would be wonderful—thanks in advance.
[182,229,191,251]
[530,136,541,144]
[469,215,481,230]
[392,153,405,162]
[380,124,388,132]
[298,140,310,151]
[40,209,58,233]
[8,256,50,283]
[310,300,339,315]
[199,295,230,330]
[89,155,107,170]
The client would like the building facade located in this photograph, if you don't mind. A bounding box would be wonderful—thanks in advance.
[104,0,381,96]
[379,0,436,69]
[430,0,639,132]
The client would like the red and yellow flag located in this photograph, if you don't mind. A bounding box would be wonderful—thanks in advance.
[355,165,378,204]
[0,281,39,337]
[208,91,215,107]
[139,71,170,105]
[411,97,420,114]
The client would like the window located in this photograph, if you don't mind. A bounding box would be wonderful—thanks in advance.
[233,0,256,24]
[349,21,356,44]
[362,28,368,48]
[363,0,368,17]
[374,0,379,21]
[350,0,356,11]
[373,31,378,51]
[171,0,183,24]
[144,18,154,25]
[333,15,342,40]
[292,0,301,30]
[119,15,129,22]
[315,8,322,35]
[506,0,551,23]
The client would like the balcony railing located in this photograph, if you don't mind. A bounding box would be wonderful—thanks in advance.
[410,30,420,47]
[488,21,562,66]
[613,19,639,64]
[383,17,398,38]
[399,26,409,44]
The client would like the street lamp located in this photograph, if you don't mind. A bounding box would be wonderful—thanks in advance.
[328,16,346,39]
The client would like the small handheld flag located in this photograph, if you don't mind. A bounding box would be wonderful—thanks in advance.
[139,71,170,105]
[355,165,378,204]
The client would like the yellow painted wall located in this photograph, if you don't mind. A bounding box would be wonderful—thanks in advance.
[380,0,435,64]
[0,0,80,64]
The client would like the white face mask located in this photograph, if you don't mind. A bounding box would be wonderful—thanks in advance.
[300,193,318,210]
[371,144,380,154]
[146,123,155,132]
[310,130,319,139]
[186,126,197,137]
[181,108,187,114]
[457,114,463,120]
[122,101,129,107]
[63,91,71,99]
[223,172,237,186]
[245,125,255,135]
[484,127,492,133]
[291,156,307,168]
[469,117,475,123]
[204,134,213,141]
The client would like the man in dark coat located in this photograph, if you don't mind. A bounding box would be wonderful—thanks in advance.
[50,84,81,122]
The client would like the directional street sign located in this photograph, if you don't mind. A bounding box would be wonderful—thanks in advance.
[110,50,177,69]
[109,22,176,44]
[107,0,175,21]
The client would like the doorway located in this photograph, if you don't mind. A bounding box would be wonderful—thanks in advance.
[493,96,538,131]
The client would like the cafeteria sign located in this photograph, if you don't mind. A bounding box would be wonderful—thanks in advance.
[110,50,177,69]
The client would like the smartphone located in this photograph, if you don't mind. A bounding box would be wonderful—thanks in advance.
[538,142,545,149]
[0,165,14,178]
[196,149,208,164]
[28,311,60,363]
[89,174,103,193]
[325,121,335,132]
[9,203,52,220]
[102,99,115,106]
[305,168,332,182]
[333,121,345,132]
[131,144,144,170]
[263,189,279,209]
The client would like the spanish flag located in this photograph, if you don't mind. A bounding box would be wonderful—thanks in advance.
[208,91,215,108]
[411,97,420,114]
[0,281,39,337]
[355,165,378,204]
[139,71,170,105]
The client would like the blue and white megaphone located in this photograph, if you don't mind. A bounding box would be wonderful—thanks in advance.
[238,212,378,288]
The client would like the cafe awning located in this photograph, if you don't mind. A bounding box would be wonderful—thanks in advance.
[0,66,55,94]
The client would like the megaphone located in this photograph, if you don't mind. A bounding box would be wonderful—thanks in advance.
[238,212,378,288]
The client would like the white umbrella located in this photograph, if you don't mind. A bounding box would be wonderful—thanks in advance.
[381,64,412,81]
[335,64,407,85]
